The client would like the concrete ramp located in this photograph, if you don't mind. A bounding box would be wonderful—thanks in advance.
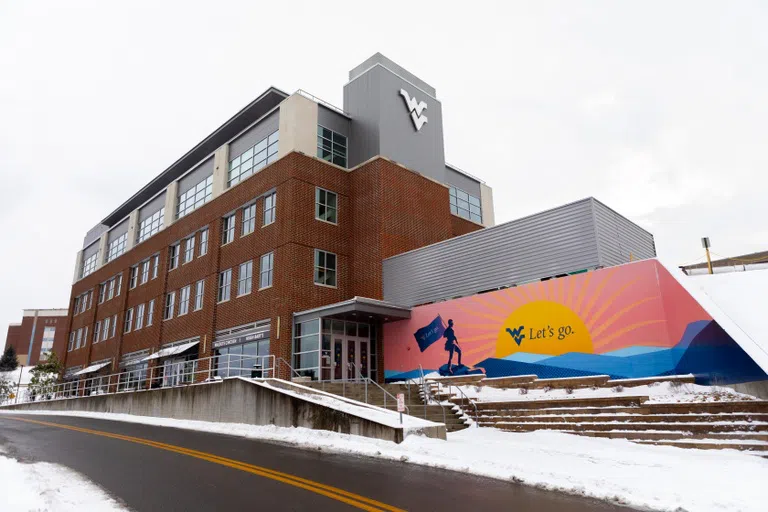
[1,377,446,443]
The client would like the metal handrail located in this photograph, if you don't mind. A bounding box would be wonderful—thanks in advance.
[17,354,275,404]
[350,362,409,415]
[295,89,350,117]
[446,381,479,425]
[276,357,304,380]
[418,364,446,425]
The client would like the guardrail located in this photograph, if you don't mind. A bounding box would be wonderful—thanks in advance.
[14,354,275,404]
[445,380,479,424]
[419,364,446,425]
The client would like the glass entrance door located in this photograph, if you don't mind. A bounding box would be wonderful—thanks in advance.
[331,336,370,382]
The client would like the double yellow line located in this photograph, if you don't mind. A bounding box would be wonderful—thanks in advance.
[8,416,404,512]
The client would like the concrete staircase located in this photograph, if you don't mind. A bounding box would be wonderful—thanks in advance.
[303,381,470,432]
[473,396,768,452]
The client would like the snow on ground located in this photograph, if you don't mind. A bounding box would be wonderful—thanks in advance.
[0,366,33,387]
[0,448,127,511]
[3,409,766,512]
[442,380,758,404]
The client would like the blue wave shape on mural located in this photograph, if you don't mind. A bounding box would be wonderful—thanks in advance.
[471,320,767,385]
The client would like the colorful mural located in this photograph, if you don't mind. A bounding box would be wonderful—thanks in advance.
[383,260,767,384]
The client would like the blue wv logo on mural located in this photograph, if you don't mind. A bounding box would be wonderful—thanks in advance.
[506,325,526,346]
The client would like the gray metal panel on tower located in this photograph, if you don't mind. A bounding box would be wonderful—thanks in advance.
[344,63,446,181]
[83,223,109,248]
[591,198,656,266]
[318,105,351,137]
[444,165,481,198]
[108,218,129,243]
[178,157,214,196]
[138,191,166,223]
[382,199,603,307]
[83,239,100,260]
[348,53,436,97]
[229,110,279,160]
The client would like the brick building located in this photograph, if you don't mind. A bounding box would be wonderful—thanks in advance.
[61,54,492,386]
[4,309,68,366]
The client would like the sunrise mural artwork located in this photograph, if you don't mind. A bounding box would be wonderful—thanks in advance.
[383,259,767,384]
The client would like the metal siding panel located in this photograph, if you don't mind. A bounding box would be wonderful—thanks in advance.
[107,219,129,243]
[593,199,656,267]
[138,191,167,223]
[444,166,481,197]
[317,106,350,137]
[178,157,214,196]
[344,69,380,167]
[382,200,601,306]
[229,110,279,159]
[83,240,100,259]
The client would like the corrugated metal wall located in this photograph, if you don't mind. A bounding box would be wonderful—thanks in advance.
[592,198,656,266]
[177,156,213,196]
[138,191,166,223]
[382,198,656,307]
[383,199,602,306]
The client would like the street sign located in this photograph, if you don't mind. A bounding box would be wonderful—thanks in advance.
[396,393,405,412]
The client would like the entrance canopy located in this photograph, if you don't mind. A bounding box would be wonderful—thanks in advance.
[293,296,411,324]
[141,340,200,362]
[72,361,111,376]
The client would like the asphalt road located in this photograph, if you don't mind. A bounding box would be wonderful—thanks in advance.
[0,414,632,511]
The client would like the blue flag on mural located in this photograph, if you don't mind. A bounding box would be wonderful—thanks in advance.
[413,315,445,352]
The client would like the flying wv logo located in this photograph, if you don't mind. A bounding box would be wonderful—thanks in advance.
[506,326,526,347]
[399,89,428,131]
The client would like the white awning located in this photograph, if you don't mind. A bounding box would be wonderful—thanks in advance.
[72,361,111,376]
[141,340,199,362]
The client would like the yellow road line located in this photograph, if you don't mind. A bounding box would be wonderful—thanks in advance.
[7,416,405,512]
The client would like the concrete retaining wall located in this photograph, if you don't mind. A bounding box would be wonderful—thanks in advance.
[2,378,446,443]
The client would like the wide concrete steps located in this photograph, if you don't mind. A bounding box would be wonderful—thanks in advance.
[484,421,768,433]
[478,413,768,423]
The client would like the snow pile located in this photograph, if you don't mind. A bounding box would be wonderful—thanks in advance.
[0,450,126,511]
[3,410,766,512]
[443,380,757,404]
[0,366,33,387]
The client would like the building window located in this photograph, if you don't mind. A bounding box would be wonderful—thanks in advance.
[169,243,180,270]
[107,278,116,300]
[449,186,482,223]
[242,204,256,236]
[178,285,191,316]
[164,292,175,320]
[218,269,232,302]
[102,317,111,342]
[40,326,55,360]
[93,321,101,343]
[315,188,338,224]
[106,233,127,262]
[140,260,150,284]
[177,174,213,219]
[152,254,160,279]
[116,274,123,296]
[194,280,204,311]
[184,236,195,264]
[222,215,235,245]
[135,303,145,330]
[317,126,347,167]
[75,328,83,350]
[314,249,337,287]
[147,299,155,326]
[260,252,273,289]
[68,332,74,352]
[263,192,276,226]
[138,208,165,243]
[124,308,134,333]
[293,319,320,380]
[82,253,98,278]
[237,261,253,296]
[199,228,208,256]
[111,315,117,338]
[98,283,106,303]
[228,130,279,187]
[129,266,138,289]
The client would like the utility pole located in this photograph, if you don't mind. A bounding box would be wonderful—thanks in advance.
[702,237,713,275]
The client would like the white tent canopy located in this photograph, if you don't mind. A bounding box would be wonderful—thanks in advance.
[72,361,111,376]
[141,340,199,362]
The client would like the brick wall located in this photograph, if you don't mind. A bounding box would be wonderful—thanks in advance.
[6,314,69,367]
[4,325,22,360]
[62,152,483,379]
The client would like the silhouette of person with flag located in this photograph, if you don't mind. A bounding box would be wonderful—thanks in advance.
[443,319,462,372]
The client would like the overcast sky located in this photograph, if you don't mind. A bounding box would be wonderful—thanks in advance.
[1,1,766,336]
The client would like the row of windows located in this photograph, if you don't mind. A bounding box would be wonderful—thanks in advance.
[73,290,93,315]
[92,314,118,345]
[221,191,276,246]
[177,175,213,220]
[124,299,156,333]
[163,281,204,320]
[215,252,274,303]
[106,233,128,263]
[169,228,208,270]
[317,125,347,168]
[228,131,279,187]
[138,208,165,243]
[98,273,123,304]
[129,254,161,288]
[82,253,98,278]
[449,186,482,224]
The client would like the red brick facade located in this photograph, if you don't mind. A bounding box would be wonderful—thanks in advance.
[62,152,483,376]
[4,312,68,366]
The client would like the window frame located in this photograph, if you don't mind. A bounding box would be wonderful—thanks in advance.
[102,317,111,342]
[164,291,176,320]
[221,214,235,245]
[315,187,338,225]
[178,285,191,316]
[227,130,279,187]
[259,252,274,290]
[135,303,145,330]
[218,269,232,303]
[140,260,150,284]
[184,236,195,264]
[237,261,253,297]
[263,192,276,226]
[129,266,138,289]
[194,279,205,311]
[152,254,160,279]
[124,308,134,334]
[147,299,155,326]
[169,243,180,270]
[241,204,256,236]
[199,228,209,256]
[313,249,337,288]
[316,125,348,168]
